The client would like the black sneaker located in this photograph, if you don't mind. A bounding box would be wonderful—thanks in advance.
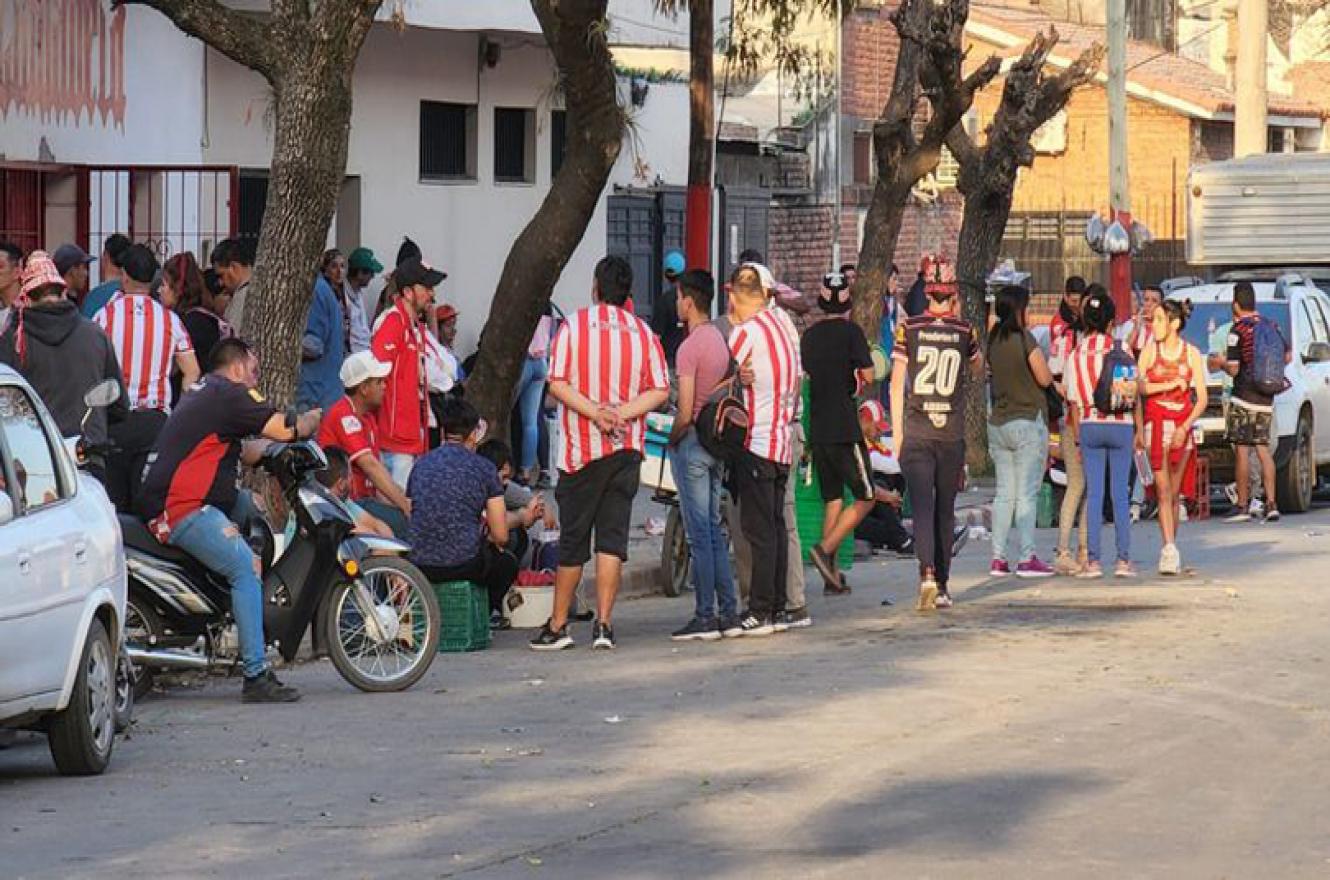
[671,617,721,642]
[951,526,970,558]
[241,670,301,703]
[784,606,813,629]
[895,537,916,558]
[772,611,791,633]
[489,609,511,631]
[934,588,954,610]
[719,614,744,638]
[529,620,574,651]
[736,611,774,637]
[809,544,838,588]
[592,621,616,650]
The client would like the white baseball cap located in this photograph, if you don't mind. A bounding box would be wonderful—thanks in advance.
[743,261,776,292]
[340,350,391,389]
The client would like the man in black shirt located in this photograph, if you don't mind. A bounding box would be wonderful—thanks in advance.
[801,276,876,592]
[653,250,686,366]
[138,338,322,702]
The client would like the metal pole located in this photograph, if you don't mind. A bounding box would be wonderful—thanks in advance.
[1107,0,1132,320]
[1234,0,1268,157]
[832,9,843,270]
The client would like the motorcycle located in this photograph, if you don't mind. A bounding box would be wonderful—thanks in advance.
[121,440,440,695]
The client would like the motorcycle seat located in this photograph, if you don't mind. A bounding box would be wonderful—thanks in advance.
[118,515,196,566]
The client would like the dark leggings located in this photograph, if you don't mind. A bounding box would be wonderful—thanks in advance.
[899,438,965,586]
[419,543,519,613]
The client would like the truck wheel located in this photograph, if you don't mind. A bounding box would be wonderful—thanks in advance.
[659,506,689,598]
[1276,415,1314,514]
[48,619,115,776]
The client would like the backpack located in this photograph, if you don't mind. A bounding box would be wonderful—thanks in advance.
[1092,340,1139,416]
[1247,317,1289,397]
[693,318,750,464]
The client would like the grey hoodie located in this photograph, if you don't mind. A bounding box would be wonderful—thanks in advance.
[0,299,126,448]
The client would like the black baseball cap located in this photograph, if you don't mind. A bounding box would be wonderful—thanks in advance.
[52,243,95,276]
[395,255,446,289]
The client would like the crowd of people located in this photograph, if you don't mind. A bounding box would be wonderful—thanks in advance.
[0,232,1293,696]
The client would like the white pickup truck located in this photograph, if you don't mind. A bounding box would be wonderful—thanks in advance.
[1168,275,1330,513]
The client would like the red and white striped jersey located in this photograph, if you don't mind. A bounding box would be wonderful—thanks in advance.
[95,293,193,412]
[549,303,669,475]
[1066,333,1133,425]
[729,305,802,465]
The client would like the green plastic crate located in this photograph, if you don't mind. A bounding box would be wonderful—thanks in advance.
[1036,481,1056,529]
[433,581,490,653]
[795,381,854,569]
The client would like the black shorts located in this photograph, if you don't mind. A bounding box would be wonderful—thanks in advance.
[554,450,642,566]
[811,441,875,503]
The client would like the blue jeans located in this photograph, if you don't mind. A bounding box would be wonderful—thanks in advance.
[168,505,267,678]
[990,416,1048,563]
[669,432,737,621]
[1080,422,1134,564]
[382,451,416,487]
[516,356,549,472]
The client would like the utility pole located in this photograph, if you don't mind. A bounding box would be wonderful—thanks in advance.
[1106,0,1132,320]
[1234,0,1268,157]
[685,0,715,272]
[832,7,843,271]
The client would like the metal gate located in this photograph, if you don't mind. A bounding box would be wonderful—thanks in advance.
[83,165,238,263]
[0,169,44,253]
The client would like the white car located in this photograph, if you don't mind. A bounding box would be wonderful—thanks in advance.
[1170,274,1330,513]
[0,367,127,774]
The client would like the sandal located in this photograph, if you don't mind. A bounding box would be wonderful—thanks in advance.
[823,573,852,596]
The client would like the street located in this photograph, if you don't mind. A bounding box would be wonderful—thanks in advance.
[5,511,1330,879]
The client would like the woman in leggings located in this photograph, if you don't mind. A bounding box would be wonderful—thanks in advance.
[1065,291,1137,579]
[889,256,983,611]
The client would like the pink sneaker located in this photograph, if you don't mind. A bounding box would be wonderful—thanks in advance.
[990,559,1011,577]
[1016,556,1055,579]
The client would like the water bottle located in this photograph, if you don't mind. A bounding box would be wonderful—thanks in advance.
[1135,449,1154,487]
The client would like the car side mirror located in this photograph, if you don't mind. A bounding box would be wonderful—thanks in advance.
[1305,341,1330,364]
[0,492,13,526]
[84,378,121,409]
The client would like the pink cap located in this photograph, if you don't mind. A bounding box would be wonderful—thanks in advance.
[20,251,65,298]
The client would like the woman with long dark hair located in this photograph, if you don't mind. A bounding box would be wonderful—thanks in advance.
[986,285,1055,578]
[1066,290,1137,578]
[1138,299,1207,575]
[167,252,233,369]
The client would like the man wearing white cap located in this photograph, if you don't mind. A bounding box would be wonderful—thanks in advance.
[317,350,412,537]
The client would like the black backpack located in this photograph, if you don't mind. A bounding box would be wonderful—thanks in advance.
[693,318,749,464]
[1092,340,1139,416]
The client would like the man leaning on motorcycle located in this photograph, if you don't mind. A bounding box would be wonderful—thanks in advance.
[137,337,322,703]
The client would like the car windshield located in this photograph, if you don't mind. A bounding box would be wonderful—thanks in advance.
[1179,301,1291,359]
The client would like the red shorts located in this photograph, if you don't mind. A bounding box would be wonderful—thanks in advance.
[1144,401,1196,497]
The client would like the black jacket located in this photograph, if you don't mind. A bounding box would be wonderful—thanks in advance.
[0,300,127,448]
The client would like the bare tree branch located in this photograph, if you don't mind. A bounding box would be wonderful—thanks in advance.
[116,0,283,83]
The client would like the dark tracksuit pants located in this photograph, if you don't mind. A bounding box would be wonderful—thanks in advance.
[899,438,965,586]
[732,450,790,618]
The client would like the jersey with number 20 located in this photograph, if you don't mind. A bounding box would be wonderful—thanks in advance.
[892,313,980,443]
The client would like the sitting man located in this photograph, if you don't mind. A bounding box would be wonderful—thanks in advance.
[854,400,914,556]
[285,447,395,543]
[408,397,519,630]
[138,337,322,703]
[476,439,555,567]
[317,350,412,537]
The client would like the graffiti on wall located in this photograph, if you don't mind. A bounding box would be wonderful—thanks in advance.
[0,0,127,128]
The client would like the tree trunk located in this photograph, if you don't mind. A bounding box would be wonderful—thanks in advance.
[465,0,623,435]
[851,175,913,339]
[246,62,357,407]
[685,0,715,271]
[954,178,1013,473]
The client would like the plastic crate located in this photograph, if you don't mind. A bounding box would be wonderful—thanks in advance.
[1036,481,1057,529]
[433,581,491,653]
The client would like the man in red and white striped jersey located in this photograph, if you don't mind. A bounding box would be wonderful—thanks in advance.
[94,244,200,512]
[530,256,670,652]
[727,264,802,636]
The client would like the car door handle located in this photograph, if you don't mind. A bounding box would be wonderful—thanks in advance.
[74,541,88,564]
[17,552,31,574]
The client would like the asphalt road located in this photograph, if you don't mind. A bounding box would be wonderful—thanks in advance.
[5,511,1330,879]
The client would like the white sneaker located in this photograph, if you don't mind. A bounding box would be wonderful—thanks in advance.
[1158,543,1181,576]
[1224,511,1251,523]
[1249,499,1265,518]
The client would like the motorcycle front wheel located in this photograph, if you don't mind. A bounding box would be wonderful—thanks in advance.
[324,557,440,693]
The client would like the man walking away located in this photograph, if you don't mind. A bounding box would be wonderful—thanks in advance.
[530,256,670,651]
[138,338,322,702]
[803,273,876,594]
[890,255,983,611]
[728,265,802,636]
[0,251,126,484]
[82,234,131,318]
[94,244,201,512]
[654,250,686,367]
[666,269,740,641]
[297,265,347,409]
[371,255,442,485]
[0,241,24,335]
[1215,281,1290,523]
[211,238,255,333]
[317,350,412,537]
[53,244,96,307]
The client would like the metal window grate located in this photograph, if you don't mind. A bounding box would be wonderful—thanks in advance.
[494,108,532,183]
[420,101,473,180]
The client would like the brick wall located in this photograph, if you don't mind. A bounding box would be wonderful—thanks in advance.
[842,5,902,124]
[769,204,834,296]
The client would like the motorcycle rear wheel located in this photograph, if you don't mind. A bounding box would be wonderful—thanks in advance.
[324,557,440,693]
